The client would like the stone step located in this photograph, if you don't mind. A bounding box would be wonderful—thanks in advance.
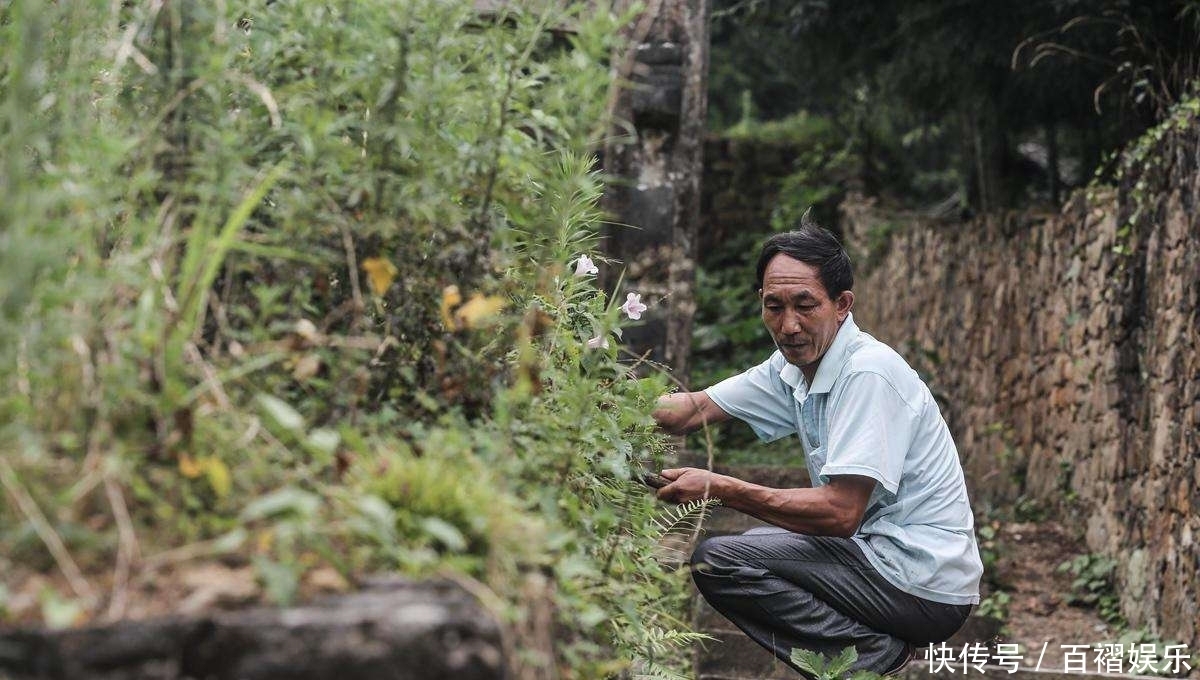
[694,628,799,680]
[694,594,736,633]
[703,504,771,537]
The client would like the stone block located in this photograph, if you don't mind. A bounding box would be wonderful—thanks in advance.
[0,578,503,680]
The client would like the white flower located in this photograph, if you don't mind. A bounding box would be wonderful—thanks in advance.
[573,254,599,277]
[620,292,647,320]
[585,335,609,349]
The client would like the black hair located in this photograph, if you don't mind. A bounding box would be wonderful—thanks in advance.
[754,223,854,297]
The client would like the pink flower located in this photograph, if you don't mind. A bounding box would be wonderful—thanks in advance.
[620,292,647,320]
[573,254,599,277]
[585,335,610,349]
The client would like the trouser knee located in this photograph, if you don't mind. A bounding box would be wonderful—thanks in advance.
[690,535,751,594]
[691,535,733,572]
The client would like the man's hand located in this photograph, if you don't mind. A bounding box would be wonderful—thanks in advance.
[656,467,725,503]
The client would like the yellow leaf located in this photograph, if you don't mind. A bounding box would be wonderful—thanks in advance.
[179,454,203,479]
[203,457,232,498]
[440,285,462,329]
[361,257,398,296]
[292,353,321,381]
[455,294,507,329]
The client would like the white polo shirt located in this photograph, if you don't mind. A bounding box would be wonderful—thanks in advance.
[705,313,983,605]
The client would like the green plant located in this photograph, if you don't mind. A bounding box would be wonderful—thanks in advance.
[975,522,1003,577]
[977,590,1011,621]
[1013,495,1047,522]
[1058,553,1123,624]
[791,645,883,680]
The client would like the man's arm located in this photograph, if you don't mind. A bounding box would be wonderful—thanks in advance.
[652,391,732,436]
[656,467,875,538]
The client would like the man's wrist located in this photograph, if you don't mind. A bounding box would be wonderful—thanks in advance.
[709,473,739,503]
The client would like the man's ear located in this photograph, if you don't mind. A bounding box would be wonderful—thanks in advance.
[835,290,854,321]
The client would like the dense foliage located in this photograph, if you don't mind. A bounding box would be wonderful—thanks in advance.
[709,0,1200,212]
[0,1,708,676]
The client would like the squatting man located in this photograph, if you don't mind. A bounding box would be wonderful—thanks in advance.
[651,224,983,676]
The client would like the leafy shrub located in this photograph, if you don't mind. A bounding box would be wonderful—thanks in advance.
[1,0,703,676]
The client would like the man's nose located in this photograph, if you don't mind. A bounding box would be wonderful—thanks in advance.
[781,310,803,334]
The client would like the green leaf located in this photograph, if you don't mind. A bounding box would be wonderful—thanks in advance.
[418,516,468,552]
[791,649,825,676]
[39,589,82,630]
[305,428,340,460]
[241,487,321,522]
[257,394,305,434]
[254,556,300,605]
[213,528,248,553]
[831,645,860,674]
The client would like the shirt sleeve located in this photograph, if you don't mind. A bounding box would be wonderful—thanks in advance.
[704,352,797,442]
[820,371,916,498]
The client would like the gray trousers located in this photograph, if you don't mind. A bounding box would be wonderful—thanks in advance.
[692,527,972,676]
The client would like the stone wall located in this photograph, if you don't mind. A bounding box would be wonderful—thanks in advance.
[843,122,1200,647]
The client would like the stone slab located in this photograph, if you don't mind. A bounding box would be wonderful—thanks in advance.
[0,577,503,680]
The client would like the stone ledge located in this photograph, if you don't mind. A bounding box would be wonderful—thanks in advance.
[694,628,799,680]
[0,577,503,680]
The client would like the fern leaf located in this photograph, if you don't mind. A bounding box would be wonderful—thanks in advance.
[650,498,718,538]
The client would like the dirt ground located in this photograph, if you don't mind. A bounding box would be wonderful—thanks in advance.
[986,519,1113,670]
[984,519,1196,677]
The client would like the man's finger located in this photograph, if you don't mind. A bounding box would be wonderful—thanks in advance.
[656,483,680,503]
[660,468,688,480]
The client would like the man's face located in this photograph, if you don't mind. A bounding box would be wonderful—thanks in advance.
[759,253,853,376]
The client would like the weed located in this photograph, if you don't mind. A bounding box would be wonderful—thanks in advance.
[791,646,884,680]
[1058,553,1123,625]
[977,590,1011,621]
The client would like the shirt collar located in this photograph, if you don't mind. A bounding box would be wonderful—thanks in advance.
[777,312,859,396]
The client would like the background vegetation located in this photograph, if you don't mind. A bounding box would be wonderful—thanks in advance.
[0,1,707,676]
[708,0,1200,213]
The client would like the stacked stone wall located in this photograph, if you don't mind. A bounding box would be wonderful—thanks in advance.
[843,125,1200,648]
